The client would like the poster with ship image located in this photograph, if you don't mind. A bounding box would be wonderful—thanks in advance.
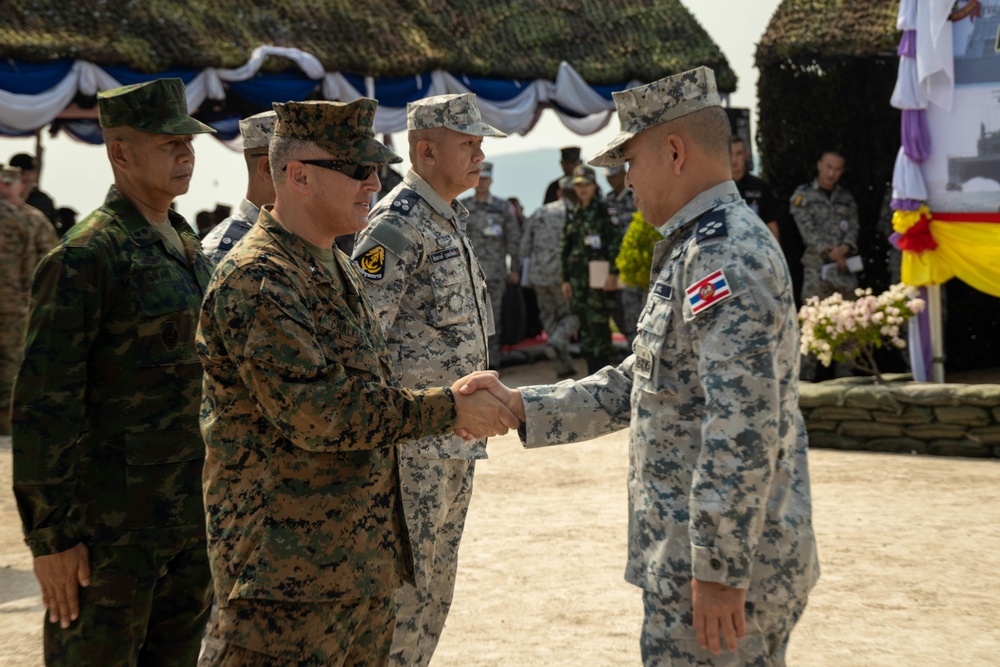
[924,0,1000,213]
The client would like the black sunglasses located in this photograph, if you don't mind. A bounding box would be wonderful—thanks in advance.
[283,159,376,181]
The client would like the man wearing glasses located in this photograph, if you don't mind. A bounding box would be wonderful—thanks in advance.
[351,93,504,667]
[197,99,516,665]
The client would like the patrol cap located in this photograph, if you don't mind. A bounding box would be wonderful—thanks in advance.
[406,93,506,137]
[239,110,277,151]
[480,161,494,179]
[98,78,215,135]
[273,98,401,165]
[0,165,21,183]
[560,146,581,162]
[606,165,626,177]
[571,165,597,185]
[589,66,721,168]
[8,153,36,171]
[558,175,573,192]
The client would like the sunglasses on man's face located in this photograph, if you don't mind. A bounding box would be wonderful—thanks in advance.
[283,160,376,181]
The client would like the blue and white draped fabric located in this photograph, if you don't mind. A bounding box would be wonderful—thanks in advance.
[0,46,637,141]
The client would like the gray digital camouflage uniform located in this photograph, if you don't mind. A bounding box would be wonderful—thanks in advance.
[201,198,259,264]
[520,199,579,375]
[518,182,819,666]
[790,179,860,380]
[458,192,521,366]
[352,166,492,667]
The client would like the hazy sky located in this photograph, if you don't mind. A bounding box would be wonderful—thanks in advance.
[3,0,783,223]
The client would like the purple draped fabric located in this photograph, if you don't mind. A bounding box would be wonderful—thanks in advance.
[902,109,931,162]
[897,30,917,58]
[891,198,924,211]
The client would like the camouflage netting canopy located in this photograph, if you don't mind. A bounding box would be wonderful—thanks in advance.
[0,0,736,88]
[756,0,1000,373]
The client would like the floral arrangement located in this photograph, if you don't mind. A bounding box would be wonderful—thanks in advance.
[799,283,926,383]
[615,211,661,289]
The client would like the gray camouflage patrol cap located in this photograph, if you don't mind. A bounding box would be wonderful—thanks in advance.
[589,66,721,168]
[480,161,494,178]
[239,111,277,151]
[98,78,215,135]
[407,94,507,137]
[273,99,401,165]
[0,165,21,183]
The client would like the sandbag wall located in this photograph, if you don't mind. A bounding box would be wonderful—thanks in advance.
[800,378,1000,458]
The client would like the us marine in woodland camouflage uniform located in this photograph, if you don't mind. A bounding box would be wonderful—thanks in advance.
[351,93,503,667]
[197,98,515,667]
[12,78,217,666]
[520,177,579,378]
[561,164,622,374]
[0,167,32,436]
[201,111,277,263]
[465,67,819,667]
[459,161,522,367]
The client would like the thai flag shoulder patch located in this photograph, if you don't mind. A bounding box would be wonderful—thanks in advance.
[685,268,733,315]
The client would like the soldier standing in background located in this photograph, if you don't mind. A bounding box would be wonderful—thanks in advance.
[790,149,859,381]
[197,98,514,667]
[464,65,818,667]
[0,167,32,436]
[202,111,277,263]
[11,78,216,665]
[0,166,59,271]
[9,153,57,225]
[561,164,622,374]
[605,163,644,348]
[459,161,522,369]
[520,176,579,378]
[352,93,503,667]
[542,146,582,205]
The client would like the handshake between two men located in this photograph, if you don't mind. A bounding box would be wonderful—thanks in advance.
[449,371,525,441]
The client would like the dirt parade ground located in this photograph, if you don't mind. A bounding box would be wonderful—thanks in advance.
[2,358,999,666]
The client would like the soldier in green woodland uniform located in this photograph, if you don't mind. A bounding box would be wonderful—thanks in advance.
[561,164,622,374]
[12,78,217,666]
[197,98,515,666]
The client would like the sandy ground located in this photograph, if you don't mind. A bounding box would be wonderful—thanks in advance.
[2,358,999,666]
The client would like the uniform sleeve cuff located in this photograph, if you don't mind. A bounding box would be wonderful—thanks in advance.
[411,387,457,440]
[690,543,750,589]
[25,525,81,558]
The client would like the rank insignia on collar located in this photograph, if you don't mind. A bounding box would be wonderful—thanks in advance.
[355,244,386,280]
[685,268,732,315]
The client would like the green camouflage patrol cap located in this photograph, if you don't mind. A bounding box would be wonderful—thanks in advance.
[407,94,506,137]
[589,66,721,168]
[98,78,215,135]
[239,111,277,150]
[571,165,597,185]
[273,99,402,165]
[0,165,21,183]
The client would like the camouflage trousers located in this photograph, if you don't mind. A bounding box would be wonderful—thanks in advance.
[640,588,808,667]
[614,286,647,348]
[202,595,394,667]
[800,264,857,381]
[44,537,212,667]
[486,279,506,370]
[534,285,579,374]
[390,456,476,667]
[569,281,615,374]
[0,312,26,435]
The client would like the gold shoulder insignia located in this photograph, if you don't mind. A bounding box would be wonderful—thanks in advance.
[356,244,386,280]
